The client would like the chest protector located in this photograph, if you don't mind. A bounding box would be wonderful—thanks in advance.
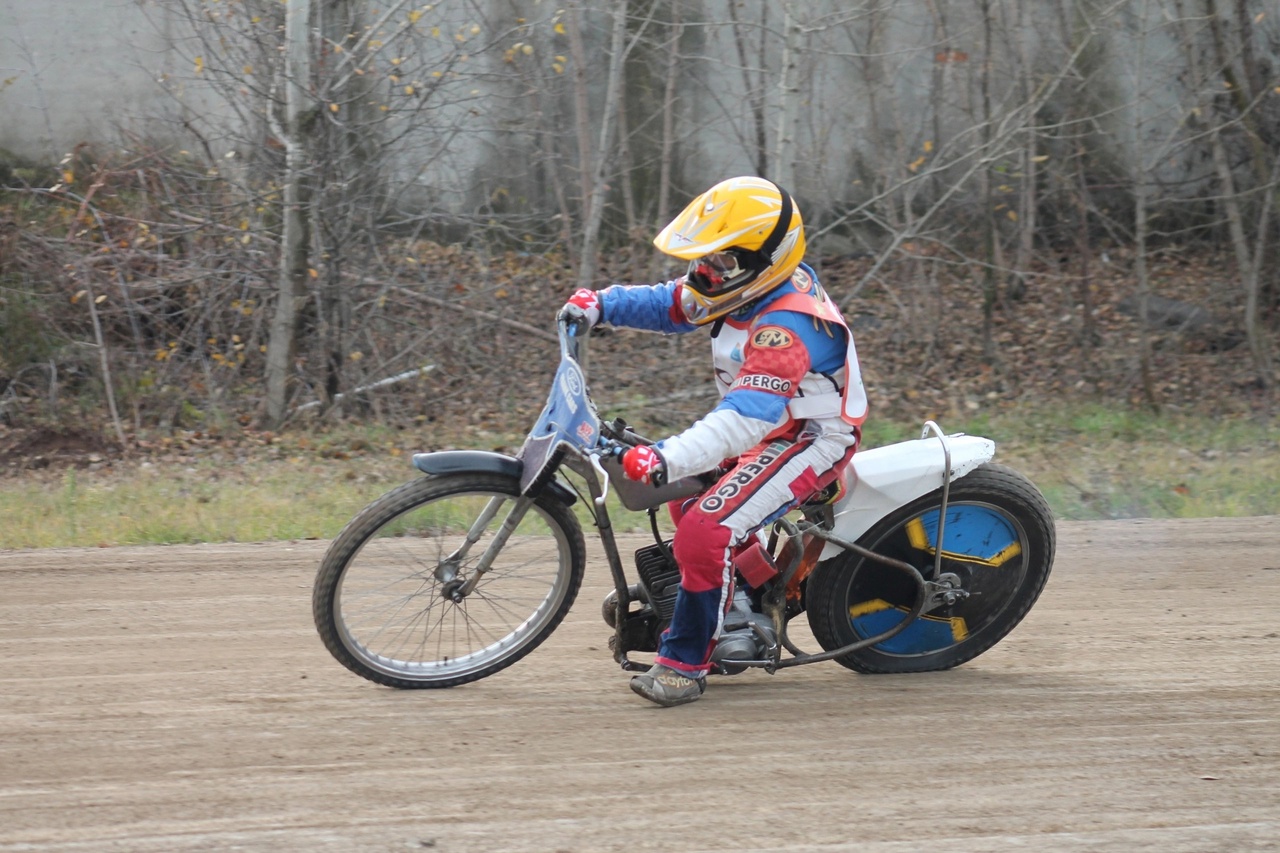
[710,268,868,427]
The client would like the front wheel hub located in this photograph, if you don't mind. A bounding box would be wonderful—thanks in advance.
[441,577,467,603]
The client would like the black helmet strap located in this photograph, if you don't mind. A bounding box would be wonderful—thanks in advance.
[754,181,793,266]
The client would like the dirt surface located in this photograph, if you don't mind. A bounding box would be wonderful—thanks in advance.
[1,517,1278,852]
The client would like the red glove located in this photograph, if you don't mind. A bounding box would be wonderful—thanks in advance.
[621,445,665,485]
[559,288,601,327]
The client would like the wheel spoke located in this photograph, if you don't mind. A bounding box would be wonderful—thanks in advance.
[316,477,584,686]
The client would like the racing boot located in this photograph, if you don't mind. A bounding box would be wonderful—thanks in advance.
[629,663,706,707]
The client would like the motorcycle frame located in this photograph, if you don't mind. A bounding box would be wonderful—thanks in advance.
[513,317,973,676]
[554,422,966,675]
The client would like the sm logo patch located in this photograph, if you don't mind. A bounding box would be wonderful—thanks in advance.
[751,326,794,348]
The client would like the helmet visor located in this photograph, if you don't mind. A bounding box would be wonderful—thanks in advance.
[686,250,750,296]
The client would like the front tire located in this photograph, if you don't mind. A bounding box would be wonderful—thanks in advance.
[806,463,1054,673]
[313,473,586,688]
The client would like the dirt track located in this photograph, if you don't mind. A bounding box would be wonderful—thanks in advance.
[1,517,1278,852]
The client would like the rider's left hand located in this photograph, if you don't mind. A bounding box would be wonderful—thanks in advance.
[621,445,666,486]
[558,288,602,328]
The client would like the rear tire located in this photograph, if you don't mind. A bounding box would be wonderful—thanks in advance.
[805,463,1054,673]
[312,473,586,688]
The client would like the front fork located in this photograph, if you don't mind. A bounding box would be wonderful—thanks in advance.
[561,453,653,672]
[437,495,534,602]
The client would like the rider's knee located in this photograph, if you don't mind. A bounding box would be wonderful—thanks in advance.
[672,507,733,593]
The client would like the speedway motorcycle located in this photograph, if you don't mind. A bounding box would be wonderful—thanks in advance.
[313,316,1055,687]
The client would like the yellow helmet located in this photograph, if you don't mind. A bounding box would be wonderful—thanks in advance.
[652,176,805,326]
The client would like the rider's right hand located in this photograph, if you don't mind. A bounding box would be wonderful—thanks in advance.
[558,288,601,328]
[621,444,666,486]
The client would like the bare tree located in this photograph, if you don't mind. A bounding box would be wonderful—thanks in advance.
[264,0,314,426]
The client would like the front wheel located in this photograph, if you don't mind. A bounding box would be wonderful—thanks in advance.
[805,463,1055,673]
[312,473,586,688]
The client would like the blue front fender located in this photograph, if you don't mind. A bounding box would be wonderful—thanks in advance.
[411,450,577,506]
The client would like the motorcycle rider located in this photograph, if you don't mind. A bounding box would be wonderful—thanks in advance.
[559,176,868,706]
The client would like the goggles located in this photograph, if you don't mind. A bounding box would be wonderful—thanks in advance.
[687,250,750,294]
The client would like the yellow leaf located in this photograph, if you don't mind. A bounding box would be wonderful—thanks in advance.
[232,335,241,343]
[431,26,441,37]
[1006,210,1018,221]
[243,64,253,75]
[241,234,251,244]
[349,351,364,361]
[62,170,74,184]
[308,268,319,279]
[405,85,415,95]
[194,56,204,74]
[554,22,565,34]
[907,155,926,172]
[71,290,87,304]
[923,140,933,153]
[552,63,563,74]
[329,103,340,112]
[408,9,422,23]
[1255,12,1264,23]
[95,294,107,304]
[1031,154,1050,162]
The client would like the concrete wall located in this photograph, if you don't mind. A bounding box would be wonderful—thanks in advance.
[2,0,1269,227]
[0,0,189,161]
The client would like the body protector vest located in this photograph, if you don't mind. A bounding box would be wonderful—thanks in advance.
[710,265,868,429]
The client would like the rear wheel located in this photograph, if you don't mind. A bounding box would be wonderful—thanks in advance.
[312,473,586,688]
[806,463,1054,673]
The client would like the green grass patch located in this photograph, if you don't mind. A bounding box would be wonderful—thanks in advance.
[0,458,408,549]
[0,404,1275,549]
[875,404,1280,521]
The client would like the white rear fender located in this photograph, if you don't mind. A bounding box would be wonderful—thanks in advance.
[819,434,996,560]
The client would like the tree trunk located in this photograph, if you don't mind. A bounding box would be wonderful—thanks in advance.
[565,1,595,281]
[728,1,769,177]
[773,1,801,188]
[1132,0,1159,410]
[575,0,629,291]
[650,4,682,283]
[264,0,313,426]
